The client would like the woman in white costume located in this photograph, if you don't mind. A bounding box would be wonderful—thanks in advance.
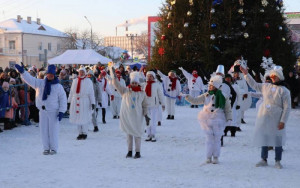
[184,75,232,164]
[240,66,291,169]
[69,67,95,140]
[97,70,112,124]
[109,66,149,159]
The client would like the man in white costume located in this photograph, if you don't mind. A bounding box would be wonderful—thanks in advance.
[109,66,149,159]
[143,71,165,142]
[15,64,67,155]
[240,66,291,169]
[179,67,204,108]
[184,75,232,164]
[68,67,95,140]
[157,70,181,120]
[109,69,126,119]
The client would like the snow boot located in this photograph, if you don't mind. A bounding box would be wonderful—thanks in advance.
[191,105,194,108]
[77,134,84,140]
[93,126,99,132]
[206,157,212,163]
[171,115,174,120]
[212,157,219,164]
[49,150,57,155]
[43,150,50,155]
[241,119,246,124]
[256,159,268,167]
[167,115,171,119]
[145,135,152,142]
[126,151,132,158]
[275,161,283,169]
[113,115,117,119]
[102,108,106,124]
[134,152,141,159]
[82,134,87,140]
[158,121,161,126]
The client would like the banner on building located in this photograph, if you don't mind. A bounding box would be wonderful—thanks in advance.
[148,16,160,62]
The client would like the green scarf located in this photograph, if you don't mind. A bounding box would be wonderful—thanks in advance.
[208,89,226,109]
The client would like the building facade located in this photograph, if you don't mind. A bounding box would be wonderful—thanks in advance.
[0,15,67,68]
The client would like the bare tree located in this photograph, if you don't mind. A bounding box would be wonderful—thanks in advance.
[135,31,148,60]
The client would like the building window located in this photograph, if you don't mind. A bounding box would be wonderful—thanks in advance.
[57,43,61,51]
[48,43,51,51]
[38,42,42,50]
[9,41,15,50]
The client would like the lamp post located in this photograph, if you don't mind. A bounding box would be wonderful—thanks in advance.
[84,16,93,49]
[126,33,138,62]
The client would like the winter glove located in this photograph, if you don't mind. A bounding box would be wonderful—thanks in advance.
[111,95,114,101]
[145,115,151,126]
[236,105,240,110]
[91,104,95,110]
[178,67,183,71]
[243,94,248,100]
[15,64,24,74]
[162,105,165,111]
[57,112,64,121]
[98,102,102,107]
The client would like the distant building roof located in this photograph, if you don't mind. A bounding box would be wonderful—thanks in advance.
[0,18,67,37]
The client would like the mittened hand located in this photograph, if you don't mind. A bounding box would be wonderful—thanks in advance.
[111,95,114,101]
[278,122,285,130]
[178,67,183,71]
[57,112,64,121]
[15,64,24,74]
[145,115,151,126]
[243,94,248,99]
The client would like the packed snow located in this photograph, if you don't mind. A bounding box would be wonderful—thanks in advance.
[0,106,300,188]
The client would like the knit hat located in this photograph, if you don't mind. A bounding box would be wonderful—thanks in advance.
[146,71,156,79]
[46,65,56,75]
[78,67,87,75]
[208,75,223,89]
[130,72,141,83]
[269,69,284,81]
[87,70,94,76]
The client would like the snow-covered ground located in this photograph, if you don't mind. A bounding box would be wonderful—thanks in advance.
[1,107,300,188]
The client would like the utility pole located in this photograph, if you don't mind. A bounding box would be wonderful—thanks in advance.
[84,16,93,49]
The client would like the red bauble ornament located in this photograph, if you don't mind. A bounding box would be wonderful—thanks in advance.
[167,23,172,28]
[264,49,270,57]
[161,35,166,40]
[158,47,165,56]
[266,36,271,40]
[264,23,269,28]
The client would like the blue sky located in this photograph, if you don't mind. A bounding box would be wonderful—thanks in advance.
[0,0,299,37]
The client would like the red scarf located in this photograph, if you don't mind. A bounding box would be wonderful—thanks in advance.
[117,76,121,81]
[169,76,177,91]
[76,76,86,94]
[192,74,198,83]
[145,80,155,97]
[128,85,142,92]
[98,78,107,91]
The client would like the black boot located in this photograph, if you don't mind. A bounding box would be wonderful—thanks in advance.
[167,115,171,119]
[195,105,199,108]
[241,119,246,124]
[191,105,194,108]
[113,115,117,119]
[102,108,106,124]
[77,134,84,140]
[171,115,174,120]
[93,126,99,132]
[221,136,224,147]
[126,151,132,158]
[4,120,11,130]
[158,121,161,126]
[134,152,141,159]
[82,134,87,140]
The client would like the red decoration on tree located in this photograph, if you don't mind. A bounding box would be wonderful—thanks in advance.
[264,49,271,57]
[168,23,172,28]
[161,35,166,40]
[266,36,271,40]
[158,47,165,56]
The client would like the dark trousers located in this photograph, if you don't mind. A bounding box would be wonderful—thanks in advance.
[261,146,283,161]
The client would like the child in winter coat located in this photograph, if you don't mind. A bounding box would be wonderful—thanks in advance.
[109,66,149,159]
[18,84,31,125]
[0,82,11,130]
[5,82,18,129]
[184,75,232,164]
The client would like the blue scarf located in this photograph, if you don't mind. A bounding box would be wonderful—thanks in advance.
[42,77,59,101]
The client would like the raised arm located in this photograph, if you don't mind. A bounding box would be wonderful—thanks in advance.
[178,67,192,79]
[157,70,167,79]
[21,71,44,89]
[185,93,206,105]
[240,66,262,92]
[109,66,128,95]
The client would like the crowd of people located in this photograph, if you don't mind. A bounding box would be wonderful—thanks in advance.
[0,61,299,168]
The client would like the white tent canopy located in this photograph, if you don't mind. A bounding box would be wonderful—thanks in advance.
[48,49,112,65]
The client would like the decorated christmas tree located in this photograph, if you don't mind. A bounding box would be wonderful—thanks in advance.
[150,0,296,78]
